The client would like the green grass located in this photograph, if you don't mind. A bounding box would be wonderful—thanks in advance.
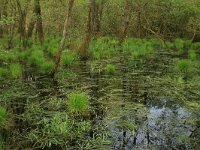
[0,106,7,127]
[39,61,54,73]
[188,49,197,61]
[0,68,8,79]
[9,63,22,78]
[28,50,45,66]
[88,37,119,60]
[67,92,90,113]
[174,38,185,52]
[175,59,192,73]
[61,50,78,66]
[44,113,69,136]
[105,64,116,75]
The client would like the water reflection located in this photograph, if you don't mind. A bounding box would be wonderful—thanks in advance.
[109,102,195,150]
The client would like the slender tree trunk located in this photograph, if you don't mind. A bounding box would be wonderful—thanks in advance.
[79,0,95,58]
[34,0,44,43]
[120,0,131,41]
[94,0,105,35]
[52,0,75,77]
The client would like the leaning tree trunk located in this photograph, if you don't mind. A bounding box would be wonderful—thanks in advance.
[120,0,131,41]
[79,0,95,59]
[52,0,75,77]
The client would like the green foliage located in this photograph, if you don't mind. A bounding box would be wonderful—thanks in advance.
[43,113,69,136]
[67,92,90,113]
[190,42,200,51]
[0,68,8,79]
[188,50,197,61]
[175,59,192,73]
[174,39,185,52]
[39,61,54,73]
[9,63,22,78]
[105,64,116,75]
[28,49,45,66]
[89,37,119,60]
[43,38,60,57]
[122,38,154,59]
[61,50,78,66]
[0,106,7,127]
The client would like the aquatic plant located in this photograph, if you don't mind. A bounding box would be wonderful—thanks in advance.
[9,63,22,78]
[188,49,197,61]
[122,38,154,59]
[174,38,185,52]
[105,64,116,75]
[61,50,78,66]
[39,60,54,73]
[0,68,8,79]
[190,42,200,51]
[67,92,90,113]
[88,37,119,59]
[44,113,69,136]
[0,106,7,127]
[175,59,192,73]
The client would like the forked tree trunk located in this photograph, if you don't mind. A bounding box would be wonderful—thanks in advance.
[52,0,75,77]
[120,0,131,41]
[79,0,95,59]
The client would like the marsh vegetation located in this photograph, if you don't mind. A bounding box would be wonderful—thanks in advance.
[0,0,200,149]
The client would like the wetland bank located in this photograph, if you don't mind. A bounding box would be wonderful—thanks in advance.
[0,0,200,149]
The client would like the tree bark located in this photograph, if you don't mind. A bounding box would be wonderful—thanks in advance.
[52,0,75,77]
[34,0,44,43]
[120,0,131,41]
[79,0,95,59]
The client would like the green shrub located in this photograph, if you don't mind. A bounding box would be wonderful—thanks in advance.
[67,92,90,113]
[61,50,78,66]
[105,64,116,75]
[0,106,7,127]
[188,50,197,61]
[9,63,22,78]
[175,59,192,72]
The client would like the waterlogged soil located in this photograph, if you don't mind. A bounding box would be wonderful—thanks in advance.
[0,50,200,149]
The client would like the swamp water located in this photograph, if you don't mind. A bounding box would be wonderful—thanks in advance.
[0,50,200,150]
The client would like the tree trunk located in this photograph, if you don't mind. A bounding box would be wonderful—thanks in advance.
[34,0,44,43]
[94,0,106,35]
[79,0,95,58]
[52,0,75,77]
[120,0,131,41]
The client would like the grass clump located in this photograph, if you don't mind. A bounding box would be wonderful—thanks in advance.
[89,37,119,60]
[175,59,192,73]
[105,64,116,75]
[122,38,154,59]
[61,50,78,66]
[44,113,69,136]
[0,106,7,127]
[0,68,8,79]
[188,50,197,61]
[28,50,45,66]
[67,92,90,113]
[9,63,22,78]
[174,38,185,52]
[39,61,54,73]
